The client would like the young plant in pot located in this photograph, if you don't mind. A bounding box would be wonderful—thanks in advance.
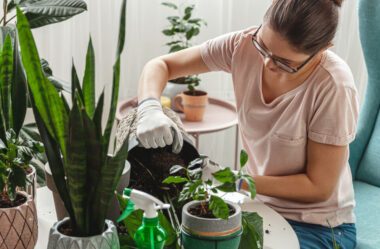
[16,0,128,247]
[0,129,42,249]
[163,150,263,249]
[161,1,207,112]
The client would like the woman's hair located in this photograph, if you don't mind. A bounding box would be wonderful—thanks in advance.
[264,0,343,54]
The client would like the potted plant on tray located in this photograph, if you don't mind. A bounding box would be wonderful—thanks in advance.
[161,1,207,113]
[16,0,128,247]
[161,150,263,249]
[0,129,41,249]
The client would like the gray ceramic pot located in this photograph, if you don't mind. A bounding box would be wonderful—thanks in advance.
[181,200,242,249]
[45,160,131,223]
[47,217,119,249]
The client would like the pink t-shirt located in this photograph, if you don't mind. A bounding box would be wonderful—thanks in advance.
[200,26,359,227]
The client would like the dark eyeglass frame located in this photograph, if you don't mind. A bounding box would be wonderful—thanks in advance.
[252,25,316,74]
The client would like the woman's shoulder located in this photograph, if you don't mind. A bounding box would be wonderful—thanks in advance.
[315,50,357,94]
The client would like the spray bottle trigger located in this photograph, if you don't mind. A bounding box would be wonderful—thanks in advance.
[117,199,135,222]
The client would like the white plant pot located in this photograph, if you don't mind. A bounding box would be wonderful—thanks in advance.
[47,217,119,249]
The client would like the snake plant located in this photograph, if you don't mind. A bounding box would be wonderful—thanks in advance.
[16,0,128,236]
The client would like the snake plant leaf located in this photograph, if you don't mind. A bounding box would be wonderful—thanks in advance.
[20,0,87,29]
[1,25,29,137]
[92,137,129,234]
[0,34,14,131]
[83,37,95,119]
[31,98,75,223]
[103,0,126,154]
[17,7,68,159]
[93,87,104,137]
[61,94,70,115]
[71,63,84,104]
[116,0,127,56]
[81,108,103,224]
[66,100,88,235]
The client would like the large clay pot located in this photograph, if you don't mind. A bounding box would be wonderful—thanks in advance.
[181,200,242,249]
[0,191,38,249]
[47,217,119,249]
[45,160,131,223]
[174,90,208,121]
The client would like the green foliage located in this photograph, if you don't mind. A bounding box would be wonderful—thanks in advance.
[0,129,44,202]
[163,150,256,220]
[4,0,87,29]
[240,212,263,249]
[16,0,128,236]
[161,1,206,91]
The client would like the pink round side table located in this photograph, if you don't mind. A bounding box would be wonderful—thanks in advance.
[116,97,240,169]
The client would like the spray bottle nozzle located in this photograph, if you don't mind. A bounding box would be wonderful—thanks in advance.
[117,188,170,222]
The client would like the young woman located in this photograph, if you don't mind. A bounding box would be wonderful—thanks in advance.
[136,0,358,248]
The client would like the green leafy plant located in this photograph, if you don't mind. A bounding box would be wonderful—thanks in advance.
[163,150,256,219]
[162,1,206,92]
[0,0,87,186]
[0,129,44,204]
[16,0,128,236]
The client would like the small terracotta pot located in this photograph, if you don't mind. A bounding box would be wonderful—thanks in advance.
[0,191,38,249]
[174,90,208,121]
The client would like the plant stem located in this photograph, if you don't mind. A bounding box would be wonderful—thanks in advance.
[3,0,7,26]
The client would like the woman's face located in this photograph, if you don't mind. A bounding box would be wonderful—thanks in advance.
[257,25,313,74]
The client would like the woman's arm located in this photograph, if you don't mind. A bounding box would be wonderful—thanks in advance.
[242,139,347,203]
[138,46,211,101]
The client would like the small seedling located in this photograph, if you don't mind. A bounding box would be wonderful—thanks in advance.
[163,149,256,219]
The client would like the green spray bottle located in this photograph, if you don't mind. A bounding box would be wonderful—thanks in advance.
[117,188,170,249]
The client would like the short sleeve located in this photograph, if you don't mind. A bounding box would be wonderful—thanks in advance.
[200,31,243,73]
[308,86,359,146]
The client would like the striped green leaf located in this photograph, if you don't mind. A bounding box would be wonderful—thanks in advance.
[83,38,95,119]
[66,100,87,235]
[0,34,14,131]
[17,7,68,159]
[71,63,84,104]
[93,88,104,137]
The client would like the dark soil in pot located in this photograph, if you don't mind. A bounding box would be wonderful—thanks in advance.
[128,146,187,198]
[188,202,236,219]
[58,219,109,237]
[0,194,27,208]
[183,90,207,97]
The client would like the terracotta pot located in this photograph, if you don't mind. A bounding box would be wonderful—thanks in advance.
[47,217,119,249]
[45,160,131,223]
[0,191,38,249]
[174,90,208,121]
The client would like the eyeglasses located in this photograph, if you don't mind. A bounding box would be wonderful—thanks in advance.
[252,25,316,74]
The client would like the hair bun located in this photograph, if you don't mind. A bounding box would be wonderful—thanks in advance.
[332,0,343,7]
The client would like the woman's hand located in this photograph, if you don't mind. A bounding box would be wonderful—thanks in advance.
[136,99,183,153]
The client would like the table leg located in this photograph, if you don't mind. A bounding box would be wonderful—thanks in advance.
[235,125,239,170]
[193,133,200,150]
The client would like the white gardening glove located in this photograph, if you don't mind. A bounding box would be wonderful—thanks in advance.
[136,98,183,154]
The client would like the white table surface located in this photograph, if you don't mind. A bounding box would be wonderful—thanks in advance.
[36,187,299,249]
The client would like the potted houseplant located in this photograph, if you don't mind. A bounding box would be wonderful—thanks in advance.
[162,150,263,249]
[161,1,207,113]
[0,129,42,249]
[0,0,87,187]
[16,0,128,247]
